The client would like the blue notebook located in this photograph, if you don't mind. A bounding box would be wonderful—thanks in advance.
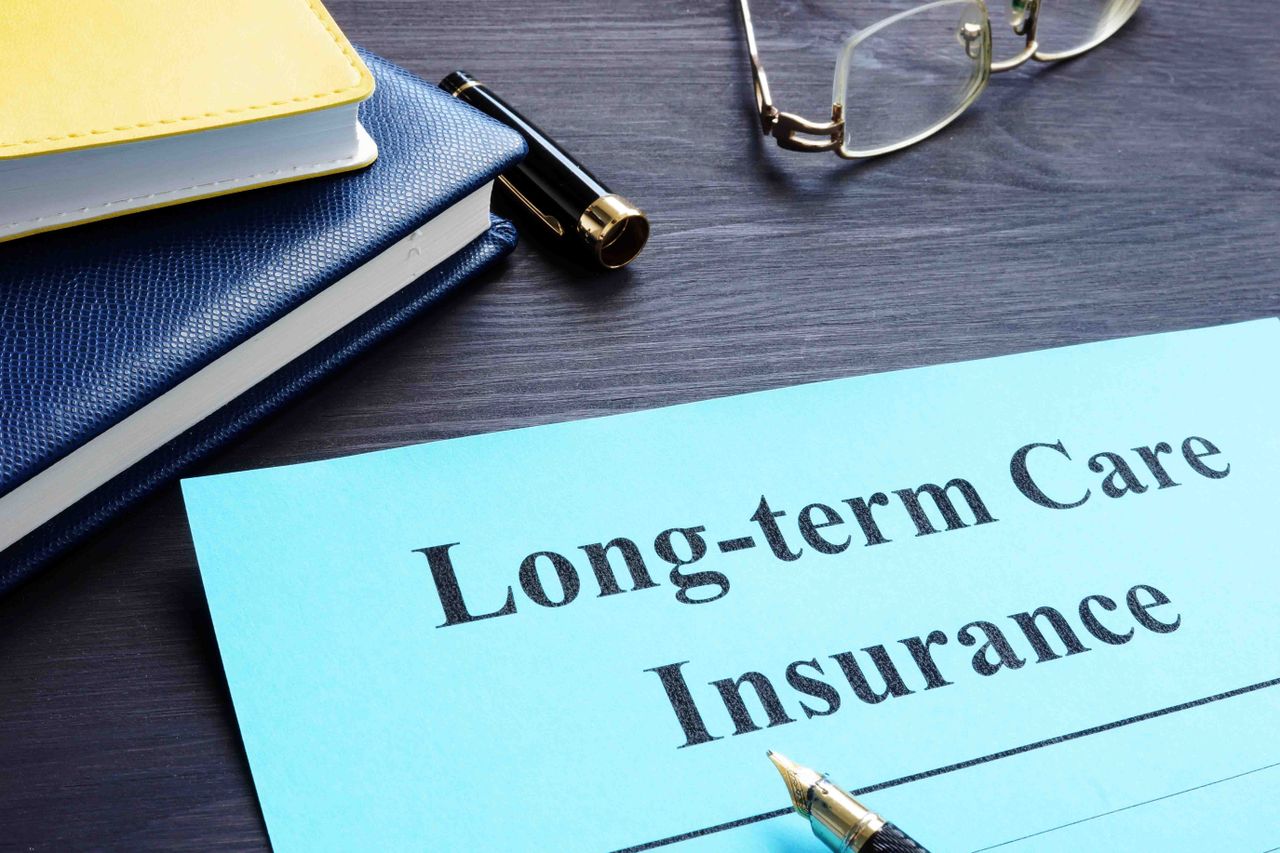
[0,49,526,591]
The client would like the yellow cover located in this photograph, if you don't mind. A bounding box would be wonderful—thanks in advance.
[0,0,374,160]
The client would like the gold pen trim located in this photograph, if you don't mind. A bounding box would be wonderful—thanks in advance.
[577,194,649,269]
[449,78,485,98]
[847,810,887,852]
[497,175,565,237]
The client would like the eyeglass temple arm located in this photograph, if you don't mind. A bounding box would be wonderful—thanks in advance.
[736,0,842,152]
[990,0,1040,73]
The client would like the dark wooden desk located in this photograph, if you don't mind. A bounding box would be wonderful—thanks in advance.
[1,1,1276,848]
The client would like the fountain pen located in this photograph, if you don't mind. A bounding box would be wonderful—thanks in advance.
[767,751,930,853]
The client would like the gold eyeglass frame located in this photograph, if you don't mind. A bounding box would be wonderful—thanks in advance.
[738,0,1143,159]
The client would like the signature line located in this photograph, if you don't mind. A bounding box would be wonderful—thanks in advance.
[610,676,1280,853]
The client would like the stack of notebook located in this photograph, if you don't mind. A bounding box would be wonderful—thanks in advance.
[0,1,526,589]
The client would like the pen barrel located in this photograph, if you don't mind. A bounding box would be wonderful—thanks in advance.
[441,70,648,269]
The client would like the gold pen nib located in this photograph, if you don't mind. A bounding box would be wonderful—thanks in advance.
[766,750,823,818]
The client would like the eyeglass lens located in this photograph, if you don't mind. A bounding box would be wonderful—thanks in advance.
[834,0,991,157]
[1035,0,1142,59]
[833,0,1142,156]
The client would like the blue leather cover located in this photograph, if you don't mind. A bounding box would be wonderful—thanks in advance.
[0,49,526,591]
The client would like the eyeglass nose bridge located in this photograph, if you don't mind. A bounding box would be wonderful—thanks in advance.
[990,0,1041,73]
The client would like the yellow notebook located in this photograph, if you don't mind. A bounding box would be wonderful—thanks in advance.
[0,0,376,241]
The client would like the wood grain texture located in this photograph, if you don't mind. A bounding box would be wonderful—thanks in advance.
[1,1,1276,849]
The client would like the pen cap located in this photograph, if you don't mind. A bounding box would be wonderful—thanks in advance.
[441,70,649,269]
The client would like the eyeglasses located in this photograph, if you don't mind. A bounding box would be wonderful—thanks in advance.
[738,0,1142,159]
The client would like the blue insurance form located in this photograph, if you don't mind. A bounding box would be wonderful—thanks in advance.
[183,319,1280,852]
